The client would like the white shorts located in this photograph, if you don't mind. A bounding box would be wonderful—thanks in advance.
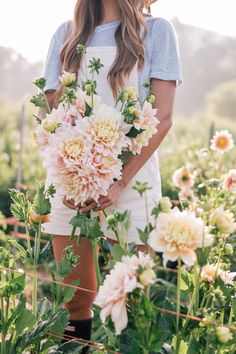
[42,152,162,245]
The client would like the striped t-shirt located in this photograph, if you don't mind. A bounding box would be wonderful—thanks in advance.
[42,16,183,101]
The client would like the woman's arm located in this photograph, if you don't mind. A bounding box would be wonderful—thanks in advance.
[81,78,177,212]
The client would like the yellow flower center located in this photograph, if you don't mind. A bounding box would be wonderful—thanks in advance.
[64,140,84,160]
[216,136,229,149]
[95,122,116,142]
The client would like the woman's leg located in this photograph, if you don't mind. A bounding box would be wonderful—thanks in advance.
[52,235,97,320]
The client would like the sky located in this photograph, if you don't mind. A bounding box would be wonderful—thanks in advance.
[1,0,235,63]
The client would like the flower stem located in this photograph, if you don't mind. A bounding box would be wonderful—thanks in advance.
[91,240,101,288]
[70,210,80,240]
[32,265,38,316]
[175,257,182,353]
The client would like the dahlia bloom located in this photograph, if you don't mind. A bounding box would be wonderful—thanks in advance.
[209,207,236,235]
[95,252,155,335]
[129,102,158,155]
[210,130,234,153]
[223,169,236,192]
[81,103,130,156]
[201,264,236,285]
[172,166,195,190]
[148,207,213,266]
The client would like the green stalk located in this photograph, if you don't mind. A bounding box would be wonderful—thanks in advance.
[91,240,101,288]
[25,222,33,261]
[32,222,41,316]
[91,71,94,109]
[144,191,150,234]
[181,265,201,335]
[175,257,182,354]
[70,210,80,240]
[1,296,6,354]
[32,265,38,316]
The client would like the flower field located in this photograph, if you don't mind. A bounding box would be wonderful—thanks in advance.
[0,122,236,353]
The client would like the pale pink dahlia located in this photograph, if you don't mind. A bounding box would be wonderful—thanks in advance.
[95,252,155,334]
[148,207,213,266]
[172,166,195,190]
[223,169,236,192]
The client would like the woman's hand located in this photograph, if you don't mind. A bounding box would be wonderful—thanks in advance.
[79,180,125,213]
[62,198,80,210]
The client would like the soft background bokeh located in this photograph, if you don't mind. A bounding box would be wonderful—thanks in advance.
[0,0,236,214]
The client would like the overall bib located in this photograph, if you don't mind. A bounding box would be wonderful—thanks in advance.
[42,46,162,244]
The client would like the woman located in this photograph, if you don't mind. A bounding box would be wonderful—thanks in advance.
[39,0,183,351]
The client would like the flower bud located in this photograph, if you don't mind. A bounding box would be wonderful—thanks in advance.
[159,197,172,213]
[119,91,129,102]
[42,119,58,133]
[216,327,233,344]
[85,83,93,94]
[76,44,86,54]
[139,269,156,287]
[60,71,76,87]
[128,106,137,116]
[29,209,50,224]
[224,243,233,255]
[147,94,156,104]
[125,86,137,100]
[107,214,116,226]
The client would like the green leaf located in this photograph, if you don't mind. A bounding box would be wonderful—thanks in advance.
[9,188,30,222]
[111,244,128,261]
[103,325,117,348]
[126,126,145,138]
[196,249,208,266]
[61,280,80,305]
[33,183,51,215]
[38,240,53,264]
[10,274,25,295]
[5,294,26,332]
[58,259,73,278]
[137,228,149,245]
[84,102,92,116]
[15,309,36,335]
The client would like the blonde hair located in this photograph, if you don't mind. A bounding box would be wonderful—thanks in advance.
[54,0,148,105]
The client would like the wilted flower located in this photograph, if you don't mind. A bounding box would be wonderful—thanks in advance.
[216,327,233,344]
[223,169,236,192]
[172,166,195,190]
[148,208,212,266]
[209,207,236,235]
[210,130,234,153]
[95,252,155,335]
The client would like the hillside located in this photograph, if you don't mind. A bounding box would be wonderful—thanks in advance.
[1,18,236,116]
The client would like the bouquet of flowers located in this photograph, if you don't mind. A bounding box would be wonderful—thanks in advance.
[32,44,159,211]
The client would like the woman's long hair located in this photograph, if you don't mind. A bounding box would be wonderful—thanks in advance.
[53,0,149,105]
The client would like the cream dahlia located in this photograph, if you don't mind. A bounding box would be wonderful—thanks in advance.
[148,207,213,266]
[81,103,130,156]
[209,207,236,235]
